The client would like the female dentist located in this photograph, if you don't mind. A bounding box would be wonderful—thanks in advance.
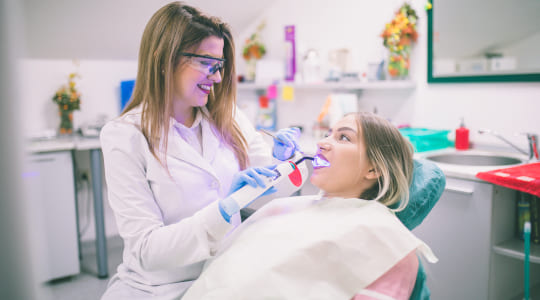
[99,2,300,299]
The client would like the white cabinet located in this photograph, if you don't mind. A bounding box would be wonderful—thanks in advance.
[413,175,540,299]
[413,177,493,300]
[24,151,80,282]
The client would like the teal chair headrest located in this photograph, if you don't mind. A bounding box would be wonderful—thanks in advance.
[395,159,446,230]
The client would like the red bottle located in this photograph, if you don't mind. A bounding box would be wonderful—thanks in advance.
[455,118,469,150]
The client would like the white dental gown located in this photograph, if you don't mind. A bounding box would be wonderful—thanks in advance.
[99,106,302,300]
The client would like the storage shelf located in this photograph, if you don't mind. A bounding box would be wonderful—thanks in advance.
[493,238,540,264]
[509,282,540,300]
[237,80,416,91]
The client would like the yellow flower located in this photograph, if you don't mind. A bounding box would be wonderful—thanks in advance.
[53,72,81,112]
[243,21,266,61]
[381,3,418,54]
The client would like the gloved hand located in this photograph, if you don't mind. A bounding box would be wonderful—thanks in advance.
[272,127,301,161]
[219,166,278,223]
[227,166,277,196]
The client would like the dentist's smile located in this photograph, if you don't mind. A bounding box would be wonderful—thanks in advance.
[197,83,212,94]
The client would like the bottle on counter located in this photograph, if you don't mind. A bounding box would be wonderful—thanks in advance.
[455,117,469,150]
[255,95,276,131]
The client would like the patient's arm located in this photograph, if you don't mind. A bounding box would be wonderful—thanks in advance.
[351,250,419,300]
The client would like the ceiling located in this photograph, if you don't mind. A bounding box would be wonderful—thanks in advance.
[21,0,275,60]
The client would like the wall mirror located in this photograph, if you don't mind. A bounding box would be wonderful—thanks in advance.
[427,0,540,82]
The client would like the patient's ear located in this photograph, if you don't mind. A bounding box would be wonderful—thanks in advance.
[365,166,380,180]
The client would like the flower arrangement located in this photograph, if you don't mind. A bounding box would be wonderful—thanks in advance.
[242,22,266,81]
[380,3,418,78]
[242,22,266,61]
[52,72,81,134]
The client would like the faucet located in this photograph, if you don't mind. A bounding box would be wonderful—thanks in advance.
[527,133,540,161]
[478,129,539,161]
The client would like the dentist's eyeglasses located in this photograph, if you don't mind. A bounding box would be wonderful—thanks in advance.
[180,52,225,76]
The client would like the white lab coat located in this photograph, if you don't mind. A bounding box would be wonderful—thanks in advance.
[99,106,279,299]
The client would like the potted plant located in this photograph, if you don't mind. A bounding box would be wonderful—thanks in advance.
[52,72,81,135]
[242,21,267,82]
[381,3,418,79]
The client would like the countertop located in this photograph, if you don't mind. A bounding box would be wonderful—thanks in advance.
[27,135,101,153]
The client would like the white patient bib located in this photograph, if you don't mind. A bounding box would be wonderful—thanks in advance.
[183,197,437,300]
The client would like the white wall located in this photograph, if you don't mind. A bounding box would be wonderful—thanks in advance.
[19,0,540,241]
[22,0,275,60]
[236,0,540,149]
[18,59,137,137]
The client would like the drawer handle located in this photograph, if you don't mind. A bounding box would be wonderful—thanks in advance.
[30,158,55,163]
[445,185,474,195]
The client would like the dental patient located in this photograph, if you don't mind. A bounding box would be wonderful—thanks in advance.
[182,112,438,300]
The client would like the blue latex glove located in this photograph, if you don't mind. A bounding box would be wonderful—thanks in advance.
[219,166,277,222]
[227,166,277,195]
[272,127,301,161]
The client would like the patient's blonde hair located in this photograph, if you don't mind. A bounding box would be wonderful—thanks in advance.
[352,112,413,211]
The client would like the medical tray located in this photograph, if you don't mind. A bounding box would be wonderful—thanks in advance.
[399,128,452,152]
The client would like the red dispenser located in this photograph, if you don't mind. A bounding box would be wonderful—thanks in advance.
[455,118,470,150]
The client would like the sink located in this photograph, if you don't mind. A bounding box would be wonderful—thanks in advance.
[424,152,524,166]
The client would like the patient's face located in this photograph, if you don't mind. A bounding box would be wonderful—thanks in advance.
[311,114,376,198]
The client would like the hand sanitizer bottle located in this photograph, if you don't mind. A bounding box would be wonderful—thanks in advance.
[455,118,469,150]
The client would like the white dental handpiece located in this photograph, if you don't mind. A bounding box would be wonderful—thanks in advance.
[219,161,303,221]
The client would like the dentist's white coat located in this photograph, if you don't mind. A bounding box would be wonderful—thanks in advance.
[99,106,278,299]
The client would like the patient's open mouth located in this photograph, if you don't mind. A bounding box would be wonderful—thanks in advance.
[312,154,330,169]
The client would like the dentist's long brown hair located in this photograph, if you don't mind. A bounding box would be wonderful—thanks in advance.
[123,2,249,170]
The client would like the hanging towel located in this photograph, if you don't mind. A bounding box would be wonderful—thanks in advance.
[476,162,540,197]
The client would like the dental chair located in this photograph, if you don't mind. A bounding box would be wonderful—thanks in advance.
[240,159,446,300]
[394,159,446,300]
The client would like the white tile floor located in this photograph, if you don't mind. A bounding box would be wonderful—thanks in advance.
[38,236,123,300]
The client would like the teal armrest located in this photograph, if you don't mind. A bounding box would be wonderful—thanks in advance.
[410,260,431,300]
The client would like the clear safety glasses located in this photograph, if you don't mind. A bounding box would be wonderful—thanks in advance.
[180,52,225,76]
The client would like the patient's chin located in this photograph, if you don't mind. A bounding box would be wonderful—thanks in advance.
[309,173,325,189]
